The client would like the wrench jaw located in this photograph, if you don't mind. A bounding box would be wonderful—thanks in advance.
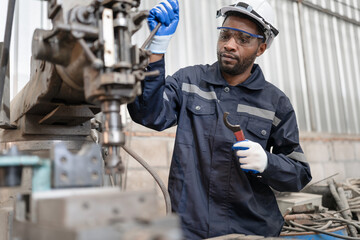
[223,112,240,132]
[223,112,245,141]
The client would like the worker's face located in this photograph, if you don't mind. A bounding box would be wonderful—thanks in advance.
[217,16,267,76]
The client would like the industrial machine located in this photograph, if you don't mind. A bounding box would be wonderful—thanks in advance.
[0,0,180,239]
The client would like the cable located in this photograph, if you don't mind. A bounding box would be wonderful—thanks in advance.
[317,221,333,230]
[306,173,340,187]
[122,145,172,215]
[282,226,306,232]
[315,218,360,231]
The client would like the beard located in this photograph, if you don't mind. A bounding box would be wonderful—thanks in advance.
[217,49,258,76]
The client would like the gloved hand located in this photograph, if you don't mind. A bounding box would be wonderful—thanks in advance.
[147,0,179,54]
[232,140,268,173]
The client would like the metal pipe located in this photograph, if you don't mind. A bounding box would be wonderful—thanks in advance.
[122,145,172,215]
[0,0,17,107]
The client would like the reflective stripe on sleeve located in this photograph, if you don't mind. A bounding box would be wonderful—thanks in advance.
[182,83,218,101]
[163,92,169,101]
[273,116,281,127]
[287,151,307,163]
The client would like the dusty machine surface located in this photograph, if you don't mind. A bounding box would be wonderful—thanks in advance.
[0,0,180,239]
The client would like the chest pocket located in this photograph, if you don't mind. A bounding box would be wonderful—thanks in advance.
[245,117,272,148]
[186,94,216,115]
[186,96,216,115]
[185,96,216,137]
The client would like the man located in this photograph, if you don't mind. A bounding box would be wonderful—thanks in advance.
[128,0,312,239]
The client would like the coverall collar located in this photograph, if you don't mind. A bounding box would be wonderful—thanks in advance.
[201,62,266,90]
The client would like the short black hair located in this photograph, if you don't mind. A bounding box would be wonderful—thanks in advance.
[223,11,265,41]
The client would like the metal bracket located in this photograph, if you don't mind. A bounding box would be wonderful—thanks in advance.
[52,143,103,188]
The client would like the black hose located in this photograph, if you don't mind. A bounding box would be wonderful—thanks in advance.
[0,0,17,107]
[122,145,172,215]
[289,221,360,240]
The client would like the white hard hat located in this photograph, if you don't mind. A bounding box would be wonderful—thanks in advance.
[217,0,279,48]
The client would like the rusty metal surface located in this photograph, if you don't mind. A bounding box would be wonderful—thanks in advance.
[291,203,318,214]
[9,59,61,124]
[21,115,91,136]
[38,105,95,126]
[8,56,99,130]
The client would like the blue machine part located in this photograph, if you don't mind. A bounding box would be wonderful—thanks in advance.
[0,155,51,192]
[281,226,348,240]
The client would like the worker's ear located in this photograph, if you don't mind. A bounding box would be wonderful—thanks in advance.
[256,43,267,57]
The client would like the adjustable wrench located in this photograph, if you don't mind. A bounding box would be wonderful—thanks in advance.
[223,112,259,174]
[223,112,245,141]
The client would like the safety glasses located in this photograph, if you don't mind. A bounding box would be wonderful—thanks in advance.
[217,27,264,47]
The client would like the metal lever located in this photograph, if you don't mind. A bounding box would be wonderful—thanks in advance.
[141,23,162,50]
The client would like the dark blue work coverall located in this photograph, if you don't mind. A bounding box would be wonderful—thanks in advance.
[128,58,312,239]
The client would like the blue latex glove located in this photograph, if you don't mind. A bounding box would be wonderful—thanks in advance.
[232,140,268,174]
[147,0,179,54]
